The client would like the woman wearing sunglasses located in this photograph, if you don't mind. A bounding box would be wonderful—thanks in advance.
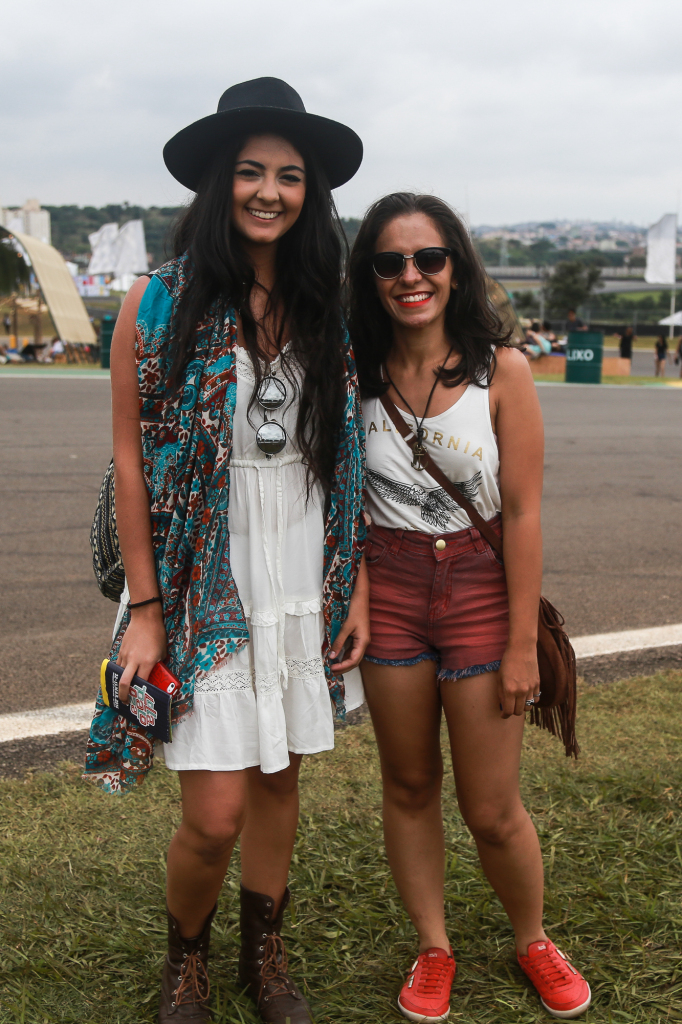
[348,193,590,1022]
[84,78,368,1023]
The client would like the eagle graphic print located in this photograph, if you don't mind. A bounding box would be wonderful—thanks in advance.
[367,469,482,531]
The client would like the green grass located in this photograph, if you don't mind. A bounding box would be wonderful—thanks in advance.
[0,364,108,376]
[0,672,681,1023]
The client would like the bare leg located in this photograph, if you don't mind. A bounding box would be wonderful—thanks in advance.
[240,754,303,912]
[362,658,450,952]
[166,769,248,937]
[441,670,547,955]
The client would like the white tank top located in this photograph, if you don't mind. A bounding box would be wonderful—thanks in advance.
[363,383,500,534]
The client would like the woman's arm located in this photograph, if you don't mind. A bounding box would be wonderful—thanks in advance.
[329,554,371,673]
[111,277,167,697]
[490,347,544,718]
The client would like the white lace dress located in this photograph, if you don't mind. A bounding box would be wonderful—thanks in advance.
[159,345,364,774]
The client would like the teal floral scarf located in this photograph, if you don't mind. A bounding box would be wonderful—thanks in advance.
[84,254,366,793]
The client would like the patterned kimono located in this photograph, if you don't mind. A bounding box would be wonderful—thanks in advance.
[84,254,366,793]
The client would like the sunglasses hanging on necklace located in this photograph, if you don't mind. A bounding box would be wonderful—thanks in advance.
[255,369,288,457]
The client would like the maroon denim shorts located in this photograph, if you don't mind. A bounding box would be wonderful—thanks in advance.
[364,516,509,681]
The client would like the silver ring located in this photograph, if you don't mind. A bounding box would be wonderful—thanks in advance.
[526,692,541,706]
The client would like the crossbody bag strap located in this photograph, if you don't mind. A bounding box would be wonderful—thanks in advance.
[379,392,504,558]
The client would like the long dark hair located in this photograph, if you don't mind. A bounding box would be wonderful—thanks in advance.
[170,133,347,491]
[347,192,511,395]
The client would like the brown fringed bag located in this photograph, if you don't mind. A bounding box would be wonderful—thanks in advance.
[380,393,579,758]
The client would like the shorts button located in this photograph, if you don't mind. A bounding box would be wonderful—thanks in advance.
[435,539,446,551]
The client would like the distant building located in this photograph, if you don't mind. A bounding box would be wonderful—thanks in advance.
[0,199,52,245]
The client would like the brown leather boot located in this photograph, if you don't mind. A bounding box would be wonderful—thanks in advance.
[158,903,216,1022]
[238,884,313,1023]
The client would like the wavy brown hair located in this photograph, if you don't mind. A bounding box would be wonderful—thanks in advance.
[347,192,511,395]
[169,134,347,492]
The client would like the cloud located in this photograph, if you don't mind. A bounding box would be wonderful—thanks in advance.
[1,0,681,223]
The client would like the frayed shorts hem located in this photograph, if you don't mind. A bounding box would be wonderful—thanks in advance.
[364,652,502,681]
[363,652,439,668]
[438,659,501,682]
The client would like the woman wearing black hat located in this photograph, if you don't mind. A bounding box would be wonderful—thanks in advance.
[84,78,367,1022]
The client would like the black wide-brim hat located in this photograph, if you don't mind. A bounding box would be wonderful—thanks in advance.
[164,77,363,192]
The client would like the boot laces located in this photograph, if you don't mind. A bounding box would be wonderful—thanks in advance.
[414,955,450,997]
[531,947,576,991]
[259,934,295,1001]
[175,952,210,1006]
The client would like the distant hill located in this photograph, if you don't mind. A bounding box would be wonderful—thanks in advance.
[46,206,362,269]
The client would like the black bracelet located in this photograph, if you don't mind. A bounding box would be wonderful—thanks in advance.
[127,596,162,610]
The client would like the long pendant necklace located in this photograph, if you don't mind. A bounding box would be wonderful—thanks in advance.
[383,346,454,472]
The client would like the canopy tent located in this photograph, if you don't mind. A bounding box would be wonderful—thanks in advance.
[88,220,148,279]
[1,227,96,344]
[658,310,682,326]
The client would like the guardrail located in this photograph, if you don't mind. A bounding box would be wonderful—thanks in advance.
[484,266,677,281]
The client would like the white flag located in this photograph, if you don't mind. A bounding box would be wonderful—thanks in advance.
[645,213,677,285]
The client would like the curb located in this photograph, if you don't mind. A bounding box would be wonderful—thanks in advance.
[2,623,682,745]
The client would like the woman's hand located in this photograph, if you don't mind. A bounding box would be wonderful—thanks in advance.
[330,556,371,674]
[498,642,540,718]
[116,604,167,701]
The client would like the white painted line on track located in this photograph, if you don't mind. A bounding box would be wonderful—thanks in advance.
[0,702,94,743]
[3,623,682,744]
[572,623,682,659]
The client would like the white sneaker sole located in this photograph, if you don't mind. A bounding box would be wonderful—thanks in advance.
[541,984,592,1019]
[397,997,450,1023]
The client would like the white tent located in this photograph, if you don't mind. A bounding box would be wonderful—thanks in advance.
[658,310,682,326]
[87,223,119,274]
[87,219,148,279]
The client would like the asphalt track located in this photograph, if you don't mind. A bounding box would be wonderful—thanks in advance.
[1,375,681,723]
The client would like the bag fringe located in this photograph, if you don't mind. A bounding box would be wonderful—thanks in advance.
[529,695,579,759]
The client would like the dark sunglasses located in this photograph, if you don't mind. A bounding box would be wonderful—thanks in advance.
[255,374,287,456]
[372,247,452,280]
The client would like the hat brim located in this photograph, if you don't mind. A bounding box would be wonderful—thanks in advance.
[163,106,363,192]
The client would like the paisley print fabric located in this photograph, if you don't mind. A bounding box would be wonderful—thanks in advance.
[84,253,366,793]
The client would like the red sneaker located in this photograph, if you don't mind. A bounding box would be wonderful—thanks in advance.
[397,947,456,1023]
[518,940,591,1018]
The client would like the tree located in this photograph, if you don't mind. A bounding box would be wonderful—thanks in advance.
[527,239,555,265]
[0,239,30,295]
[543,259,603,316]
[512,290,540,317]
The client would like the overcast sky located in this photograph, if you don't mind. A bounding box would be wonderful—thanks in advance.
[2,0,681,225]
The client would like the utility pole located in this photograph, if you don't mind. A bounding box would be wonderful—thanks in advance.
[31,289,43,353]
[11,292,18,349]
[671,195,675,344]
